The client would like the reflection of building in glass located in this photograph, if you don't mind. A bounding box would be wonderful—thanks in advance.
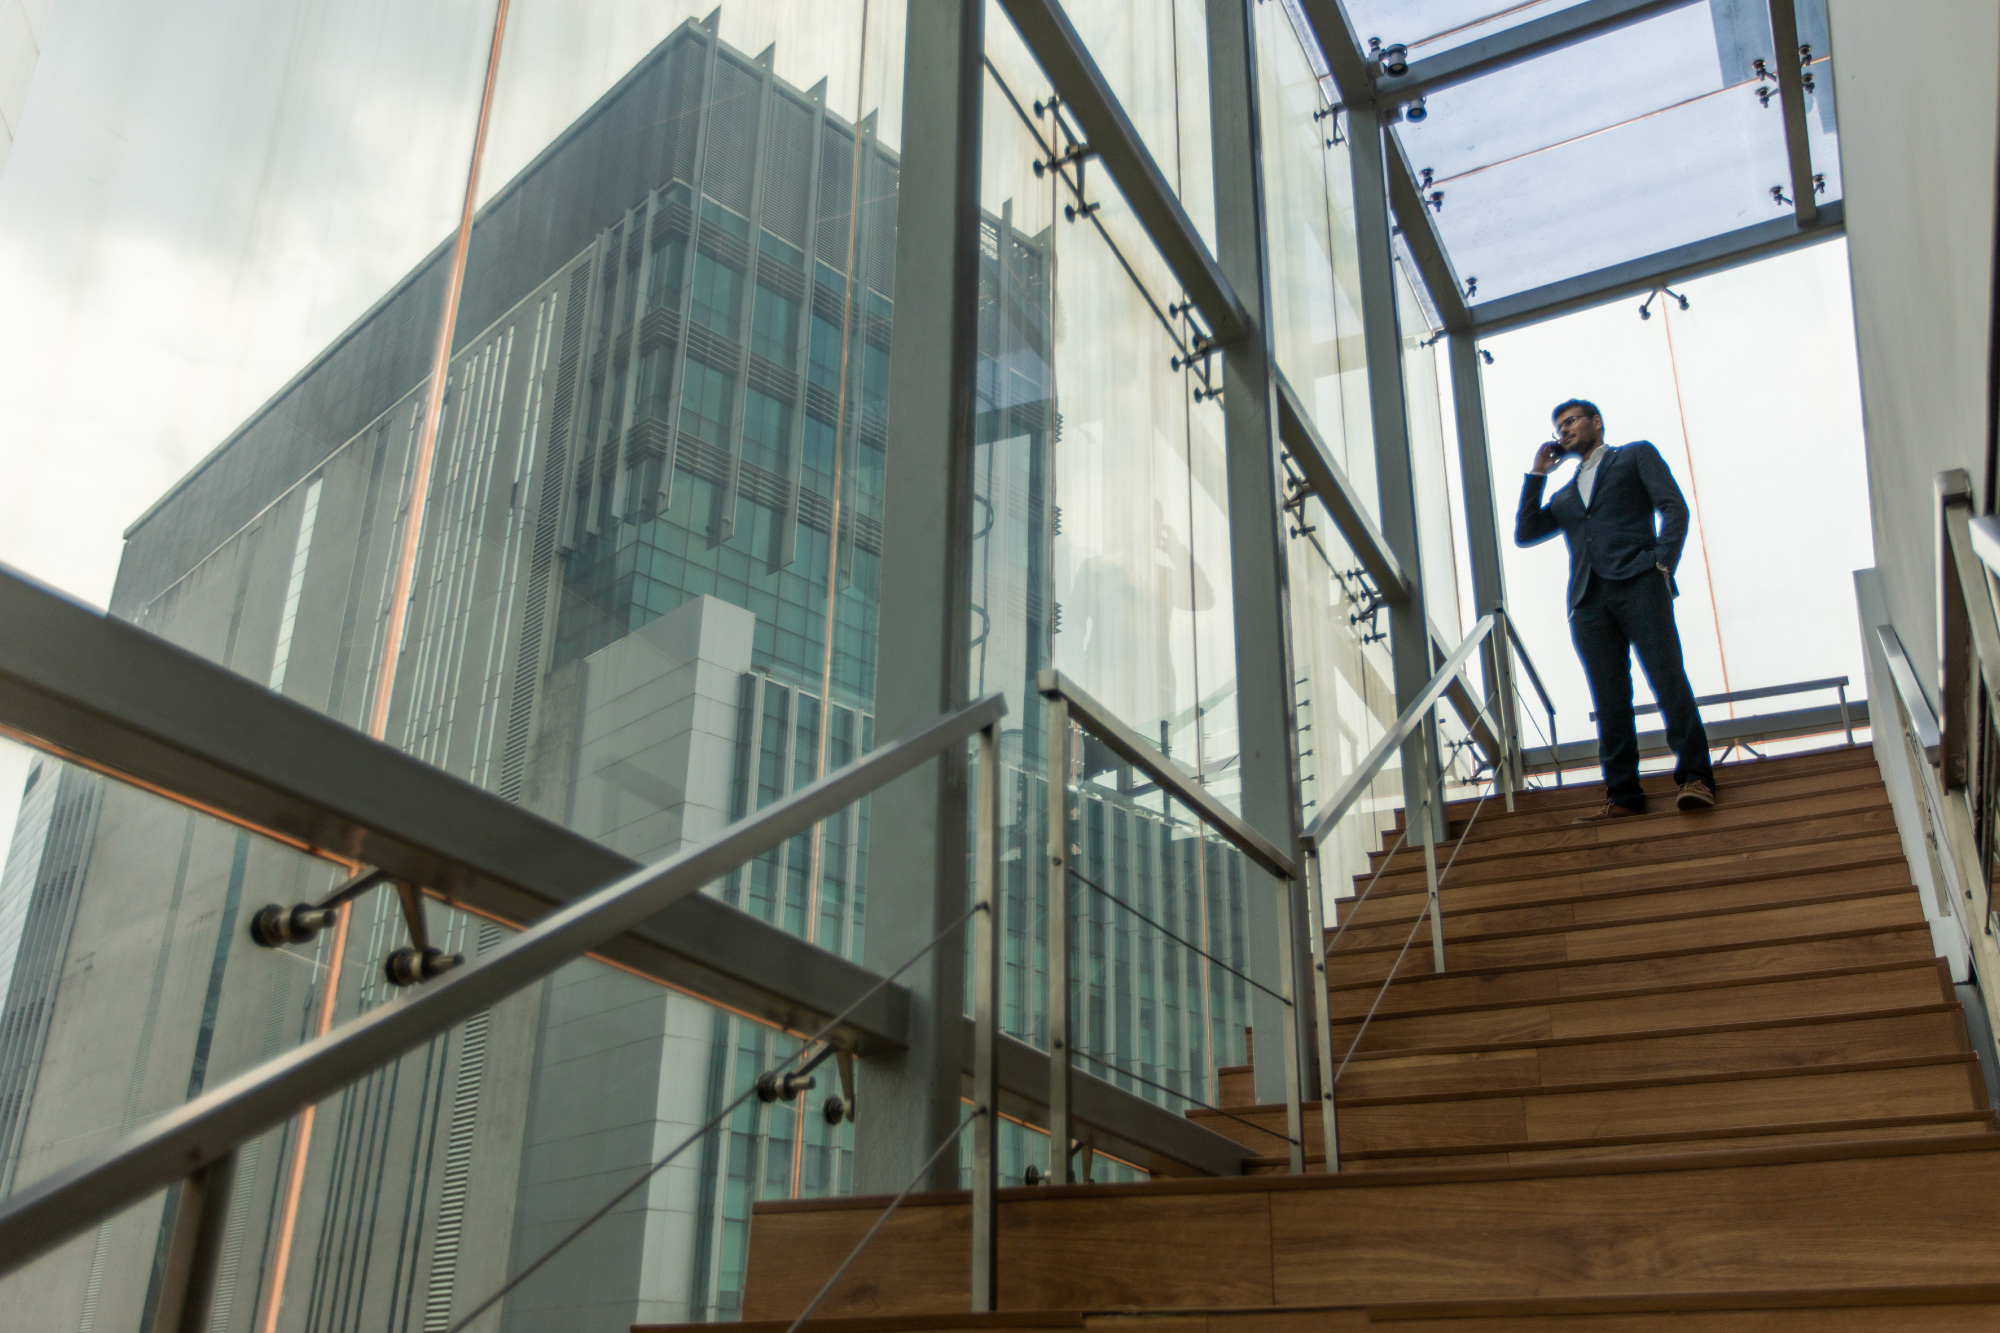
[0,17,1247,1333]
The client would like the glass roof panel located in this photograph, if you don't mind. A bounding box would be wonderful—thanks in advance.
[1804,49,1841,205]
[1419,76,1791,301]
[1338,0,1583,60]
[1394,4,1739,180]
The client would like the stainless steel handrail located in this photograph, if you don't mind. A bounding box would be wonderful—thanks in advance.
[0,691,1009,1282]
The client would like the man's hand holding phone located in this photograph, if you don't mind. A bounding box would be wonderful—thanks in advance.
[1531,440,1565,476]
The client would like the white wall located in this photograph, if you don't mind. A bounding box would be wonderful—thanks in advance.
[1829,0,2000,694]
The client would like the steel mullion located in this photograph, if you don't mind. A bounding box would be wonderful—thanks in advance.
[1765,0,1818,228]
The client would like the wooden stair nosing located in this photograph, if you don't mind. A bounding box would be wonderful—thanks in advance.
[1325,955,1948,1030]
[751,1128,2000,1212]
[1241,1110,2000,1171]
[1325,879,1918,960]
[1371,780,1892,868]
[1409,746,1879,824]
[1331,844,1908,926]
[1187,1052,1983,1126]
[1357,814,1902,895]
[1401,766,1891,848]
[1361,1281,2000,1322]
[1337,1000,1966,1066]
[1324,922,1936,998]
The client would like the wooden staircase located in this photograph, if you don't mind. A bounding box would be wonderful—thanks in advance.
[644,745,2000,1330]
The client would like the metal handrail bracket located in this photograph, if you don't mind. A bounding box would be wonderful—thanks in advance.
[0,693,1008,1275]
[1304,614,1496,846]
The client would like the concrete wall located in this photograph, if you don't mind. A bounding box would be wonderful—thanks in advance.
[1829,0,2000,695]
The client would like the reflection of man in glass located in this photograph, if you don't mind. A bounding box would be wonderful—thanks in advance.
[1071,502,1214,742]
[1516,399,1715,822]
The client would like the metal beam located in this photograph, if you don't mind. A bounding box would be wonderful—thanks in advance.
[1376,0,1698,104]
[1275,369,1408,601]
[1295,0,1373,105]
[1205,0,1312,1129]
[1767,0,1819,228]
[1469,200,1844,334]
[0,564,910,1051]
[996,0,1252,345]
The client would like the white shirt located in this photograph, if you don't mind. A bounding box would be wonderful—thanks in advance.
[1575,445,1608,507]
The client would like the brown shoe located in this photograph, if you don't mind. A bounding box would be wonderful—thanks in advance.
[1676,779,1716,811]
[1574,801,1643,824]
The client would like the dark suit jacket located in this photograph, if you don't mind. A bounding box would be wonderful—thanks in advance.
[1514,441,1691,609]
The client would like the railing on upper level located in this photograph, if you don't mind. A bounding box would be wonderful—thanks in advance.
[1876,469,2000,1047]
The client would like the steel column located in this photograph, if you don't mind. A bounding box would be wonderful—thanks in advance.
[1447,330,1516,805]
[1205,0,1312,1135]
[1045,695,1075,1181]
[970,723,1000,1308]
[1347,99,1443,840]
[855,0,986,1196]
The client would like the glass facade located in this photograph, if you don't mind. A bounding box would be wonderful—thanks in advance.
[0,0,1872,1327]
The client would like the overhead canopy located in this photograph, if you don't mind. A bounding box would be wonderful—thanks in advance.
[1289,0,1842,329]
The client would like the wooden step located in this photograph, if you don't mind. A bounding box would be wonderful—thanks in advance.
[1326,891,1926,989]
[1217,1064,1255,1108]
[1362,1283,2000,1329]
[1325,928,1939,1022]
[1189,1056,1987,1157]
[1403,766,1889,849]
[1331,961,1956,1056]
[1354,833,1904,912]
[1368,784,1891,873]
[1242,1111,2000,1174]
[1359,808,1900,896]
[739,1137,2000,1318]
[1335,1008,1971,1101]
[1407,746,1877,826]
[1329,860,1910,950]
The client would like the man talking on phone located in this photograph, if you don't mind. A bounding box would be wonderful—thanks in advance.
[1515,399,1715,822]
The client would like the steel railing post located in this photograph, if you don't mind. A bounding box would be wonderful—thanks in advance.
[146,1150,237,1333]
[1492,606,1519,812]
[1278,873,1306,1176]
[1421,733,1446,976]
[970,723,1000,1309]
[1045,694,1075,1182]
[1304,847,1341,1172]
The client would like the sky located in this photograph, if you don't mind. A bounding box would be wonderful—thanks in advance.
[0,0,1875,869]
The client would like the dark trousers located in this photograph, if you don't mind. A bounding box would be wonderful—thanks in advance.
[1570,570,1715,809]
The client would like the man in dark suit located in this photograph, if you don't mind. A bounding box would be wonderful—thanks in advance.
[1515,399,1715,821]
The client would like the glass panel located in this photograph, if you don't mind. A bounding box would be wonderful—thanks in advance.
[1258,0,1379,516]
[1062,0,1218,254]
[1399,262,1471,641]
[984,10,1240,808]
[1,3,902,1327]
[1284,513,1400,905]
[1395,4,1792,301]
[1333,0,1583,61]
